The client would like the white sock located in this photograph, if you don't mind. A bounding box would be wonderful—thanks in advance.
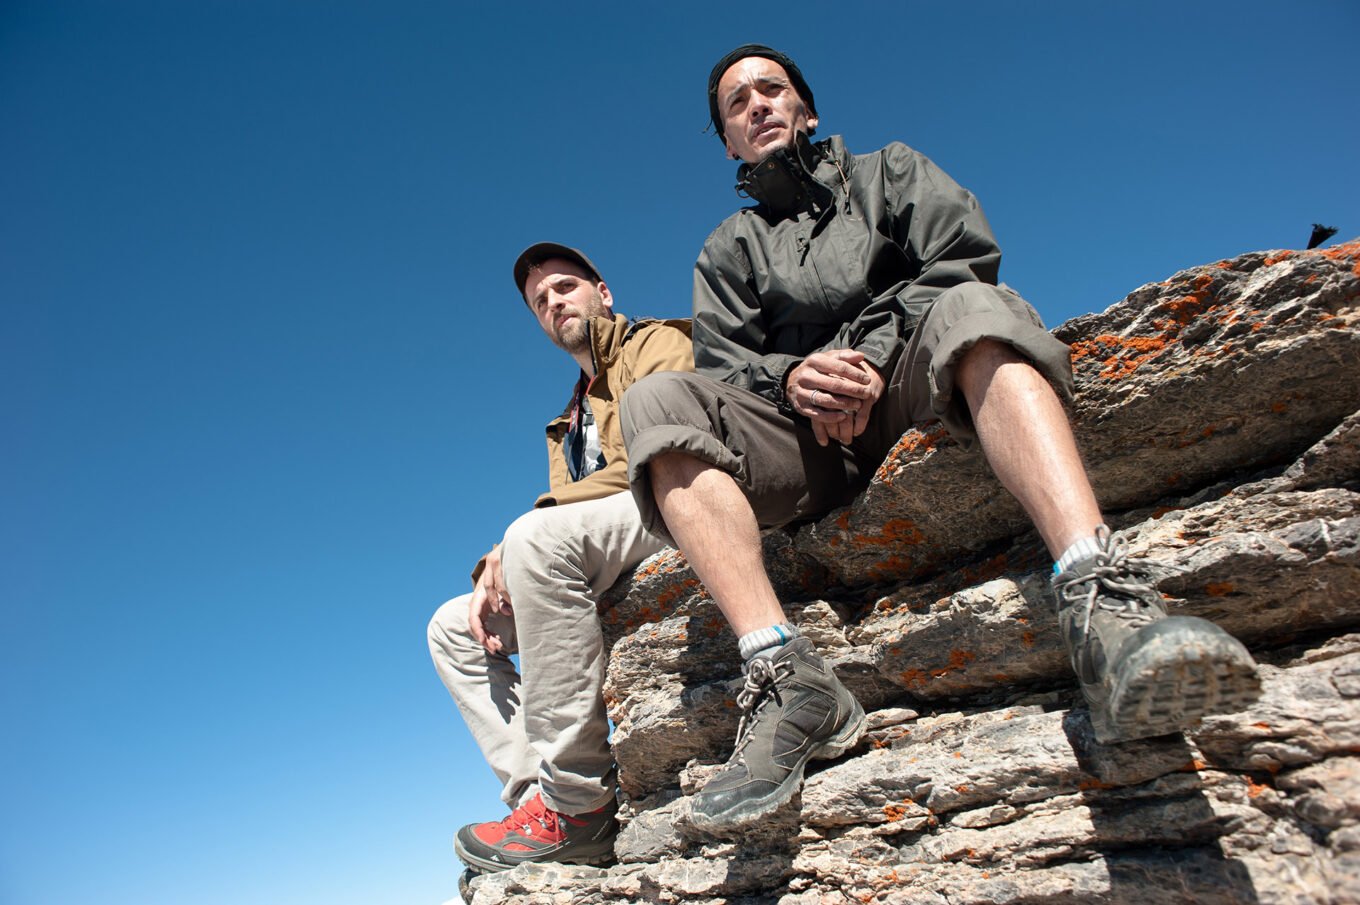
[1054,531,1106,575]
[738,622,799,660]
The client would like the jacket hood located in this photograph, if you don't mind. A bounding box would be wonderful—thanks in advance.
[735,133,853,216]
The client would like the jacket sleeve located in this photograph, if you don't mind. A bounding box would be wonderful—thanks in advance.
[888,143,1003,325]
[827,143,1003,370]
[692,230,802,403]
[533,321,695,509]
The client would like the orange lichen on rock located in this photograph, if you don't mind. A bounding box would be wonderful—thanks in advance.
[1246,777,1272,798]
[882,804,908,822]
[867,554,917,583]
[898,649,977,688]
[875,425,949,483]
[825,510,853,549]
[637,549,688,577]
[1315,239,1360,275]
[1069,333,1171,380]
[656,577,701,610]
[898,668,928,689]
[1078,777,1118,791]
[958,553,1011,586]
[1205,582,1236,597]
[1264,251,1296,267]
[854,519,926,548]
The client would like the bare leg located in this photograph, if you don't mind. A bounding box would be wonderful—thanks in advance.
[955,340,1104,557]
[648,451,786,636]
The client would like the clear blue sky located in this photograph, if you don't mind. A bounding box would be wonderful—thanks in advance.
[2,2,1355,903]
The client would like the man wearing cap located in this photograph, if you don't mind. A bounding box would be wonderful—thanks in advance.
[427,243,692,873]
[621,45,1260,831]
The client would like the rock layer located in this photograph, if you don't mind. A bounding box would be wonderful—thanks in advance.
[467,243,1360,904]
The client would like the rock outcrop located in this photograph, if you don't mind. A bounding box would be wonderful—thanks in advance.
[468,241,1360,904]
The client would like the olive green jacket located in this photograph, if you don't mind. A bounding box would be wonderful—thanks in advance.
[693,134,1003,407]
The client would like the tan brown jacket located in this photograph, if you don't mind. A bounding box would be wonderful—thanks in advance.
[537,313,693,507]
[470,313,691,584]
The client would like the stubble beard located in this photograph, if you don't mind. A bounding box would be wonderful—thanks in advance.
[552,288,608,354]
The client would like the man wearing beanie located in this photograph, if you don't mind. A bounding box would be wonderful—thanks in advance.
[428,243,691,875]
[621,44,1261,831]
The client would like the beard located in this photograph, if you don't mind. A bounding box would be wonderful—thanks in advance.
[552,288,609,353]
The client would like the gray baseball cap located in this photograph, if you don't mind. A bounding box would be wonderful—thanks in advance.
[512,242,603,300]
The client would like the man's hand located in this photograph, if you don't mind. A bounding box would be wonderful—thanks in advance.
[468,545,512,655]
[786,350,885,446]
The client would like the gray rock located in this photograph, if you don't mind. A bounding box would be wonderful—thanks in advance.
[859,489,1360,700]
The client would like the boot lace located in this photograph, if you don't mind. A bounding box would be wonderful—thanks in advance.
[500,794,559,839]
[731,656,794,759]
[1053,527,1161,639]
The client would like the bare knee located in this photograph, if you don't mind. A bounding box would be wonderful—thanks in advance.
[958,339,1038,403]
[648,450,713,495]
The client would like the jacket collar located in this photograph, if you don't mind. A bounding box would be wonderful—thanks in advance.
[583,313,633,381]
[734,133,852,217]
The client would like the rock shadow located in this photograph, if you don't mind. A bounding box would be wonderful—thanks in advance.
[1062,710,1261,904]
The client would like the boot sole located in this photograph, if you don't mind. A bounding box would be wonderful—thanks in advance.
[453,828,617,875]
[1093,616,1262,744]
[690,699,868,832]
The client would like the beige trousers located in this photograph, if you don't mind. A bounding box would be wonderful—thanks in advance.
[427,491,665,814]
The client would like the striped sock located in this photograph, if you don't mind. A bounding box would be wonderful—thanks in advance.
[1053,531,1107,575]
[738,622,800,661]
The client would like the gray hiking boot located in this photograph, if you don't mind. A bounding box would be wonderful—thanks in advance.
[690,636,867,831]
[1052,527,1261,744]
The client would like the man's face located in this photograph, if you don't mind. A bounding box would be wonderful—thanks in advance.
[716,56,818,165]
[521,258,613,354]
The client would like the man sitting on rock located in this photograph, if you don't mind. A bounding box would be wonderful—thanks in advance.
[428,243,692,873]
[620,44,1262,831]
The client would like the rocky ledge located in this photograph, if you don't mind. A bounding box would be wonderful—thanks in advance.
[469,241,1360,904]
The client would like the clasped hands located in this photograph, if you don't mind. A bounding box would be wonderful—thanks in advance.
[786,349,885,447]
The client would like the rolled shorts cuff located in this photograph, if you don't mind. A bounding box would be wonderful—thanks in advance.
[626,424,745,545]
[928,311,1075,439]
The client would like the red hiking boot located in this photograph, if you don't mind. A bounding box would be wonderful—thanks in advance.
[453,792,618,874]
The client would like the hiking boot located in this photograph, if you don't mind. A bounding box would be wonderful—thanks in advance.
[456,868,477,904]
[453,792,618,874]
[1052,527,1261,744]
[690,636,866,831]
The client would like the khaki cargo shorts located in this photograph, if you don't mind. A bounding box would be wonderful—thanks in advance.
[621,282,1074,541]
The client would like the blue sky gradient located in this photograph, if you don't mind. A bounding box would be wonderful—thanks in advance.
[3,2,1356,903]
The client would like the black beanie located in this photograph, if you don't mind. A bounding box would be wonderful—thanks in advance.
[707,44,816,142]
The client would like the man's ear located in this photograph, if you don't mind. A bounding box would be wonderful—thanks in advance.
[807,114,819,133]
[597,282,614,310]
[724,137,738,161]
